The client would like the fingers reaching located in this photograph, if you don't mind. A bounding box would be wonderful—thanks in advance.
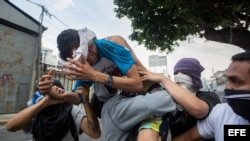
[47,69,54,75]
[44,95,66,106]
[75,86,90,97]
[52,86,65,94]
[66,58,84,67]
[37,69,54,94]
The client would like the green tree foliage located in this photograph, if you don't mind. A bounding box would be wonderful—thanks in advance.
[114,0,250,52]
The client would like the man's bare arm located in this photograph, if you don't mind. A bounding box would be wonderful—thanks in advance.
[6,96,65,132]
[106,35,155,90]
[173,126,204,141]
[78,86,101,138]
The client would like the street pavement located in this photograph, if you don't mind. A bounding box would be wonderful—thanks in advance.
[0,127,104,141]
[0,114,104,141]
[0,127,105,141]
[0,114,172,141]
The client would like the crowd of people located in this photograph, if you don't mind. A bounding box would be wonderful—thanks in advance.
[6,27,250,141]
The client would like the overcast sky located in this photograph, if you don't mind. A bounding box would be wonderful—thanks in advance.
[10,0,244,79]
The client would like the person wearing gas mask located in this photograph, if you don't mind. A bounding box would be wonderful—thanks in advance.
[173,51,250,141]
[138,58,220,141]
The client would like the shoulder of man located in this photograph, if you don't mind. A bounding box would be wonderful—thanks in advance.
[196,91,220,104]
[196,91,219,99]
[196,91,221,117]
[104,35,128,47]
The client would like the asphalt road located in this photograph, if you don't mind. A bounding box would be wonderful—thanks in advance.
[0,121,105,141]
[0,128,104,141]
[0,129,32,141]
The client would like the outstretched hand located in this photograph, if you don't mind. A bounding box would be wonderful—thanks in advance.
[59,86,90,105]
[43,94,66,107]
[76,86,90,103]
[139,70,164,83]
[62,58,96,81]
[37,69,54,94]
[38,69,65,100]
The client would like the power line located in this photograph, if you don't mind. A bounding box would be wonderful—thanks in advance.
[26,0,70,29]
[44,17,62,31]
[50,14,70,29]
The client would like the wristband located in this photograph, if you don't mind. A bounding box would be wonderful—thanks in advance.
[104,74,113,86]
[78,93,84,103]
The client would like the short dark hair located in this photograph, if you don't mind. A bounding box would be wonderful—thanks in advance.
[232,51,250,61]
[57,29,80,61]
[53,79,64,89]
[232,51,250,74]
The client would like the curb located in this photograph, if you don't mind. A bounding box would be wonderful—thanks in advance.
[0,121,7,129]
[0,119,8,129]
[0,113,15,129]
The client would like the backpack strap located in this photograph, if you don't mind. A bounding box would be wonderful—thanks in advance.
[159,113,170,141]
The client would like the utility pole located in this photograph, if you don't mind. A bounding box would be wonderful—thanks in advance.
[26,0,48,98]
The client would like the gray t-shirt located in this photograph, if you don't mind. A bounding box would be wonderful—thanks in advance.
[101,90,176,141]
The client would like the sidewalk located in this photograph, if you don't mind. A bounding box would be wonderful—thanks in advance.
[0,113,15,129]
[0,105,86,129]
[0,113,105,141]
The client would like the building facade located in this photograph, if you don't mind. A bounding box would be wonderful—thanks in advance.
[0,0,43,113]
[148,55,170,77]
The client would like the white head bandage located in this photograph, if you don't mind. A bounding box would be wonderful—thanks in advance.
[174,72,197,112]
[58,27,96,65]
[76,27,96,60]
[174,72,197,94]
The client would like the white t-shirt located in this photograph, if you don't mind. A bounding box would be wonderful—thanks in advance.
[197,103,249,141]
